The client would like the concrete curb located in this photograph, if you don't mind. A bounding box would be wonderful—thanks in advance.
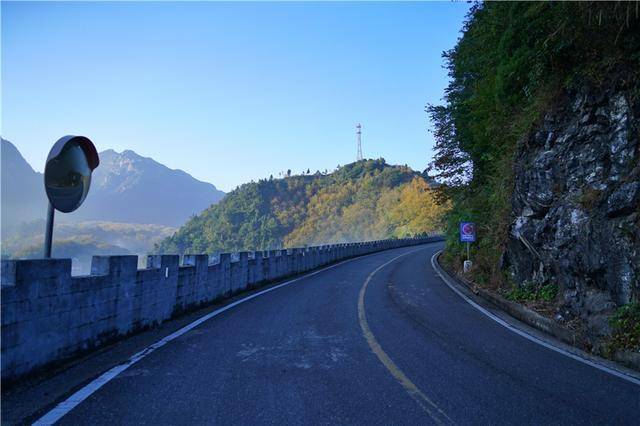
[445,261,585,348]
[432,251,640,375]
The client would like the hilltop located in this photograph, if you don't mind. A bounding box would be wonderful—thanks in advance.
[157,159,446,254]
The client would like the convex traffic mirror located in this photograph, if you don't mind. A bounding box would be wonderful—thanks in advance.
[44,136,99,212]
[43,136,99,257]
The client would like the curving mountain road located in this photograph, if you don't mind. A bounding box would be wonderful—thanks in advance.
[31,242,639,424]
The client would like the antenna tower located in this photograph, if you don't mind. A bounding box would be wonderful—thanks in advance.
[356,123,363,161]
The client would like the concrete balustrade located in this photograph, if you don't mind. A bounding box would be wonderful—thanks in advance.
[0,236,442,383]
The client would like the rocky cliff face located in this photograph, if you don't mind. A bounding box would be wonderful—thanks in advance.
[504,86,639,340]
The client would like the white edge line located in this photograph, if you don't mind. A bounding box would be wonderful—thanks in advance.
[33,246,422,425]
[429,250,640,387]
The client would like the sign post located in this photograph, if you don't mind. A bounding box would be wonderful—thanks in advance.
[459,222,476,273]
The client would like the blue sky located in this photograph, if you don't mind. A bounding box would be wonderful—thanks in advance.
[2,1,470,192]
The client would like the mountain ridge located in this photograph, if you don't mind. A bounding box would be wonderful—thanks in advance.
[0,139,45,233]
[0,138,225,230]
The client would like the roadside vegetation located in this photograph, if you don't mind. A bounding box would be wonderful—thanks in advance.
[504,282,559,304]
[608,303,640,352]
[428,2,640,286]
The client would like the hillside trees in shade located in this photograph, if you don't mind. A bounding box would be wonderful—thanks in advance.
[157,160,447,254]
[2,221,176,274]
[428,1,640,283]
[12,236,131,275]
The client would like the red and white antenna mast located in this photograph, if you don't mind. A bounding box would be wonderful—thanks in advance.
[356,123,363,161]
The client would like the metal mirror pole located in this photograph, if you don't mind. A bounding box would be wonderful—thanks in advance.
[44,203,55,258]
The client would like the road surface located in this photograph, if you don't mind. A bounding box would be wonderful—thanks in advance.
[26,243,640,424]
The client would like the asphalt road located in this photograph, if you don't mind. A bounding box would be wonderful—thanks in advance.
[32,243,640,424]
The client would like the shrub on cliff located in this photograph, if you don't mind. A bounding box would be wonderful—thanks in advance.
[609,303,640,352]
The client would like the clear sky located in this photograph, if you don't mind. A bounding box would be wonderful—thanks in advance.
[2,1,469,192]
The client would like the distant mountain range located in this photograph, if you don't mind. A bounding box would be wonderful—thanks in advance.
[70,148,225,226]
[1,138,225,231]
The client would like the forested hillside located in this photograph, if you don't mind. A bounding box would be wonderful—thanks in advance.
[430,1,639,277]
[157,159,446,253]
[429,1,639,348]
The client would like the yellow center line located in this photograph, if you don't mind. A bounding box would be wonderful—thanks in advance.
[357,249,453,425]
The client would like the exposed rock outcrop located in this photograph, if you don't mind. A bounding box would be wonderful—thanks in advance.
[504,86,639,341]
